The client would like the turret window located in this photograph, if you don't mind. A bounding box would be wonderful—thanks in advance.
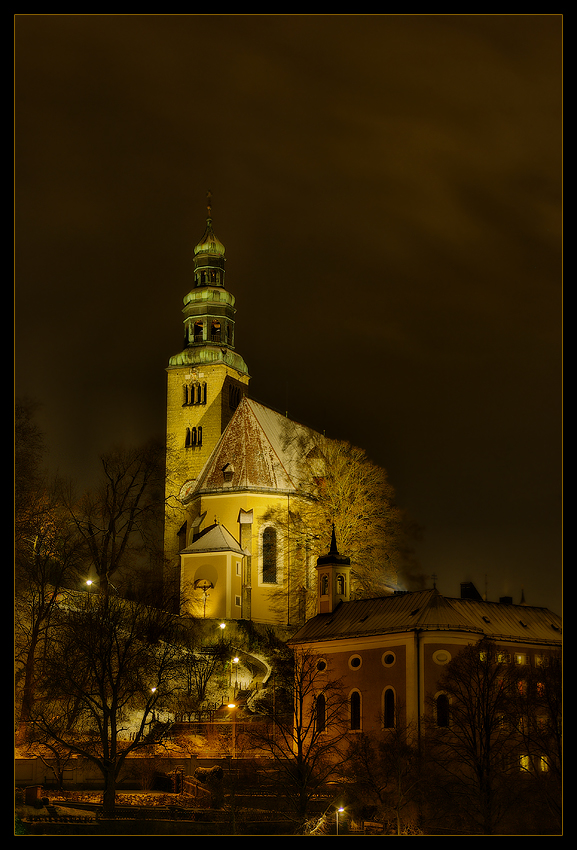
[193,321,204,342]
[211,320,221,342]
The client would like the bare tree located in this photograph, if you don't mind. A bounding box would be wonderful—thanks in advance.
[345,726,424,834]
[15,494,84,742]
[29,590,183,814]
[508,652,562,831]
[15,399,84,742]
[248,646,349,830]
[61,440,166,599]
[423,639,542,834]
[263,429,418,623]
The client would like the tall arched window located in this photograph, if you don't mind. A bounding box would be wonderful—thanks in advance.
[383,688,395,729]
[316,693,326,733]
[262,527,277,583]
[350,691,361,731]
[436,693,450,727]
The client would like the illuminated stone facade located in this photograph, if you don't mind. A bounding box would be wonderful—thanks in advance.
[164,203,321,624]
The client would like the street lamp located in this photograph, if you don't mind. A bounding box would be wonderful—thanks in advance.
[336,806,344,835]
[227,703,237,759]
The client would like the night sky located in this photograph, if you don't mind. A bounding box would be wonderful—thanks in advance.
[15,15,562,615]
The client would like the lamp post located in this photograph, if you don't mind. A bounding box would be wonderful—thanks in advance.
[228,656,239,687]
[336,806,344,835]
[227,703,237,759]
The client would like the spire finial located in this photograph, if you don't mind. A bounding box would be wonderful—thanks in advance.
[206,190,212,221]
[329,523,338,555]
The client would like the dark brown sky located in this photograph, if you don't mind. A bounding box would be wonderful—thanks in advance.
[15,14,562,614]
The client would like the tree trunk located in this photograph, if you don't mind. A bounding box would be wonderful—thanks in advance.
[102,766,117,815]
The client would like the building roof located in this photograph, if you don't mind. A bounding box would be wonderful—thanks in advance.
[289,588,562,647]
[180,522,247,556]
[193,396,320,496]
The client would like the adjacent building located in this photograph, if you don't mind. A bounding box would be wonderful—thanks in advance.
[289,533,562,744]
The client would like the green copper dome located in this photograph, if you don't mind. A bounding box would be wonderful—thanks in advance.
[193,218,226,257]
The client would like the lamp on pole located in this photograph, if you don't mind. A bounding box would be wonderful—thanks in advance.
[336,806,344,835]
[227,703,237,759]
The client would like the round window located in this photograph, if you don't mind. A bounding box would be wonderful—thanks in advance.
[316,659,327,672]
[382,651,396,667]
[433,649,452,665]
[348,655,362,670]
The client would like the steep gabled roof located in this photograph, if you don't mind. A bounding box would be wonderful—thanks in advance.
[289,588,562,646]
[193,397,320,495]
[180,522,246,556]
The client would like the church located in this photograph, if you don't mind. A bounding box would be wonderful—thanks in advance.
[163,200,344,626]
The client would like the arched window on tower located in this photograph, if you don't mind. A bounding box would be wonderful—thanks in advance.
[194,321,203,343]
[383,688,395,729]
[262,527,277,584]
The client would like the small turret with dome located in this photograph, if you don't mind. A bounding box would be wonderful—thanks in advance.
[316,525,352,614]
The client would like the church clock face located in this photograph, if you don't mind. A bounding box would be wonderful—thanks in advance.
[179,479,196,502]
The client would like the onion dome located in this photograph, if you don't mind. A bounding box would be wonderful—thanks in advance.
[194,191,225,257]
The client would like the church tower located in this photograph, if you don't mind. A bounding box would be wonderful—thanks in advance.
[164,195,250,595]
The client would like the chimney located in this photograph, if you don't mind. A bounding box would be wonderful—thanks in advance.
[499,596,513,604]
